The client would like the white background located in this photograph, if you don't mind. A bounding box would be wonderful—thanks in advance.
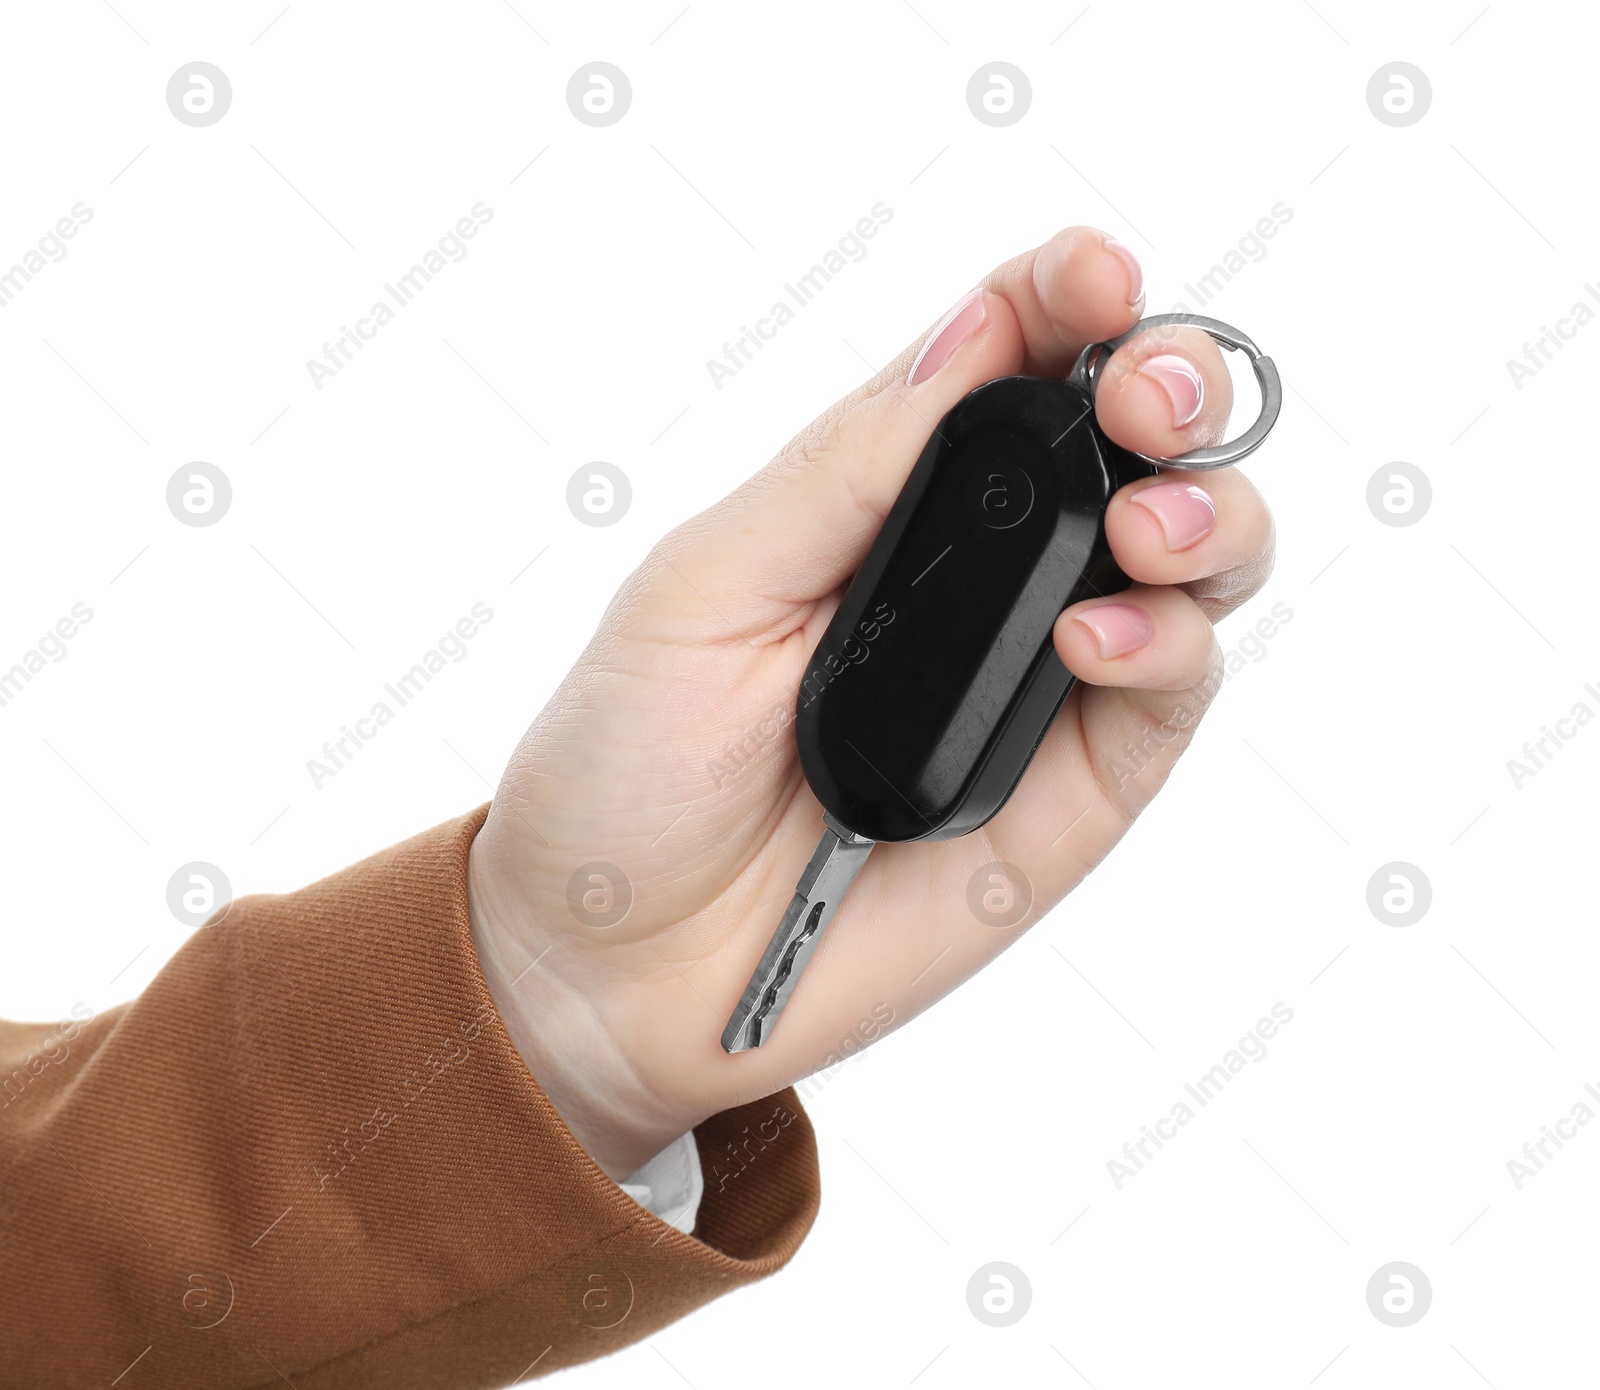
[2,1,1594,1386]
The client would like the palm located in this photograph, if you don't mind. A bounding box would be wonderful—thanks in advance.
[484,569,1135,1107]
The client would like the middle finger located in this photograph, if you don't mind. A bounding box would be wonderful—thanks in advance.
[1103,465,1276,620]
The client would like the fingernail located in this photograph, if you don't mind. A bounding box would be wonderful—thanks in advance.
[1072,603,1154,659]
[908,289,986,385]
[1138,353,1204,428]
[1102,237,1144,308]
[1129,480,1218,552]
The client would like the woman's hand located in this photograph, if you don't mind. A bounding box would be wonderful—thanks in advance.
[466,226,1275,1180]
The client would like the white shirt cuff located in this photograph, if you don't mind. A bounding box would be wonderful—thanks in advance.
[618,1129,703,1233]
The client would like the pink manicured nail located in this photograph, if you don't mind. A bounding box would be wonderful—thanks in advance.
[1073,603,1154,659]
[1130,480,1218,551]
[1102,237,1145,307]
[1138,354,1205,428]
[908,288,986,385]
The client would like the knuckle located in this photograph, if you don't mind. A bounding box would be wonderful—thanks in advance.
[782,406,846,473]
[773,354,906,476]
[1187,497,1276,619]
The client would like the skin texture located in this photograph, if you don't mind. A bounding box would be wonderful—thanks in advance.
[466,226,1276,1181]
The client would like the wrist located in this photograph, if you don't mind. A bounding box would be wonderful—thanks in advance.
[465,834,702,1183]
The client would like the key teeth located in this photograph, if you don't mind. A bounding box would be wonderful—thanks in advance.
[729,908,819,1049]
[720,828,876,1054]
[725,899,826,1053]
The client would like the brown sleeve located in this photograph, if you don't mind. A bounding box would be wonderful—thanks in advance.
[0,806,820,1388]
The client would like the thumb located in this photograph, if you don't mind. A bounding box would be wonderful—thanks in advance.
[650,287,1027,636]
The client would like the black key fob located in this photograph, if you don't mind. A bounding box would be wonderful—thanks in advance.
[723,314,1282,1051]
[724,314,1280,1050]
[795,374,1155,842]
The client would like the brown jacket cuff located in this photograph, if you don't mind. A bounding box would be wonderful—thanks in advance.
[0,806,820,1388]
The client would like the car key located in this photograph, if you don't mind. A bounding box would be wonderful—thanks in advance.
[721,314,1281,1053]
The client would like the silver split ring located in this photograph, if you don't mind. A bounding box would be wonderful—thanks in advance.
[1066,312,1282,471]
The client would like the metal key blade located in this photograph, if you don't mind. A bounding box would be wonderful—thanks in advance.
[721,816,875,1053]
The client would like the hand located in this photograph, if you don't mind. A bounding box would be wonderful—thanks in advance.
[467,226,1275,1180]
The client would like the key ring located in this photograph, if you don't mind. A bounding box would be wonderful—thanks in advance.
[1066,312,1282,471]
